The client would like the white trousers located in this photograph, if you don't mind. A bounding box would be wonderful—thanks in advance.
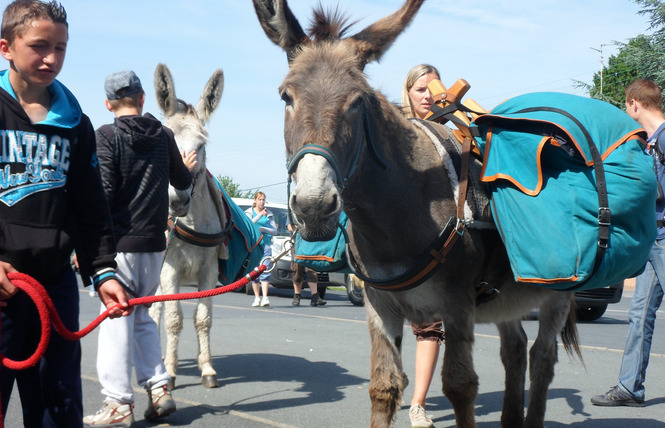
[97,252,171,404]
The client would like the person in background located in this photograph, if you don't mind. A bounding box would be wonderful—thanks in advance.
[83,70,197,427]
[287,223,327,307]
[401,63,446,428]
[591,79,665,408]
[0,2,132,426]
[402,63,440,120]
[245,191,278,307]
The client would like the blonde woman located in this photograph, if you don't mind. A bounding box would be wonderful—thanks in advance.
[402,63,440,120]
[245,192,278,307]
[402,64,445,428]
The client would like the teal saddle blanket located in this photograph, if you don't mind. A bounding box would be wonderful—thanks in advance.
[471,92,656,291]
[293,211,350,273]
[214,178,264,284]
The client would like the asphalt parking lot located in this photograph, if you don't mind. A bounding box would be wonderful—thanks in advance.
[4,284,665,427]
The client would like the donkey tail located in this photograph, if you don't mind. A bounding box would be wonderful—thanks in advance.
[560,298,585,366]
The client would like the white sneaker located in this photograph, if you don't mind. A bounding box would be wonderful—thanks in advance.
[409,403,433,428]
[144,384,176,421]
[252,297,261,307]
[83,401,135,427]
[261,297,270,307]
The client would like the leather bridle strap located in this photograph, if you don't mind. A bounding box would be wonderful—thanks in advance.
[285,99,386,231]
[286,100,386,190]
[346,135,472,291]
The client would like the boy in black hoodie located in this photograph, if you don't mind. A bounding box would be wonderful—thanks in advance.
[0,1,132,427]
[83,70,196,427]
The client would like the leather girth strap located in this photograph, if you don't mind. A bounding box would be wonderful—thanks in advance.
[168,217,230,248]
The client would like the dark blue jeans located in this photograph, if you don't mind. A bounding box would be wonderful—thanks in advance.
[1,268,82,428]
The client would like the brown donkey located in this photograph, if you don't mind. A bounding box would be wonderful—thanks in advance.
[253,1,581,427]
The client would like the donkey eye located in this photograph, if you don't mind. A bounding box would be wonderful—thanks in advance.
[280,90,293,106]
[349,97,363,113]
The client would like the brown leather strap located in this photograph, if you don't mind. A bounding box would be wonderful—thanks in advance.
[458,136,471,220]
[168,217,228,247]
[357,129,473,291]
[426,136,472,266]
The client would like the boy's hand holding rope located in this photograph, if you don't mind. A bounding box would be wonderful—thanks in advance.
[0,240,295,371]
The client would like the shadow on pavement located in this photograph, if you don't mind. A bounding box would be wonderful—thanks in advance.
[173,352,367,411]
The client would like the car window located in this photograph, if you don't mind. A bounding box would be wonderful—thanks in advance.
[234,202,290,237]
[270,207,290,236]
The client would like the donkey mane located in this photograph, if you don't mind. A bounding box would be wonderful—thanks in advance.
[308,5,357,41]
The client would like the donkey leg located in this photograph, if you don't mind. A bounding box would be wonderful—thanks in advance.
[496,320,528,428]
[365,293,407,428]
[194,296,219,388]
[524,295,571,428]
[441,311,478,428]
[163,299,183,390]
[148,301,163,331]
[148,285,164,333]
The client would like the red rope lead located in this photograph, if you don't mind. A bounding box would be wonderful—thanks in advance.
[0,265,266,371]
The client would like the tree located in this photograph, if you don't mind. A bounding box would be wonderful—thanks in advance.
[216,175,255,198]
[581,0,665,109]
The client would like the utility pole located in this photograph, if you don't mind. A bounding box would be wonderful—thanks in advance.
[590,44,607,95]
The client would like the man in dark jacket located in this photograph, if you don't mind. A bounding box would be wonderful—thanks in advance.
[83,70,196,427]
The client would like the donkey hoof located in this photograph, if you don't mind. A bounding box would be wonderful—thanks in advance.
[201,375,219,388]
[168,378,176,391]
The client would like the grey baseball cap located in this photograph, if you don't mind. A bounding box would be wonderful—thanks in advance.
[104,70,143,100]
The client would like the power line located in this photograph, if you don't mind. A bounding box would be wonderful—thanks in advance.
[239,181,288,192]
[474,71,598,105]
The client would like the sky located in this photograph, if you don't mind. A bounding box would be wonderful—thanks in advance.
[0,0,653,204]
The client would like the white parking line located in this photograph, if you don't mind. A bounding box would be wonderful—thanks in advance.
[81,374,299,428]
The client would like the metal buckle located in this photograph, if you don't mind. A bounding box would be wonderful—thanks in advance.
[455,218,466,236]
[597,207,611,226]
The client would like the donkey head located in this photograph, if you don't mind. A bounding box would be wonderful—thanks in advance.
[253,0,424,240]
[154,63,224,177]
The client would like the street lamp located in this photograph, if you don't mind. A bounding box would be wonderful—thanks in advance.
[590,44,608,95]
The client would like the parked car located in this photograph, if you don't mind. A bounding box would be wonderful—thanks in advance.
[342,280,625,319]
[231,198,363,305]
[574,281,624,321]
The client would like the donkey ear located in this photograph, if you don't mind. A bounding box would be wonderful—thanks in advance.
[196,69,224,124]
[348,0,425,69]
[252,0,310,63]
[154,63,177,117]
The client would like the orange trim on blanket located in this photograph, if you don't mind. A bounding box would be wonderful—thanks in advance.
[480,125,553,196]
[478,121,646,196]
[295,255,336,262]
[517,275,579,284]
[600,133,646,162]
[229,223,262,253]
